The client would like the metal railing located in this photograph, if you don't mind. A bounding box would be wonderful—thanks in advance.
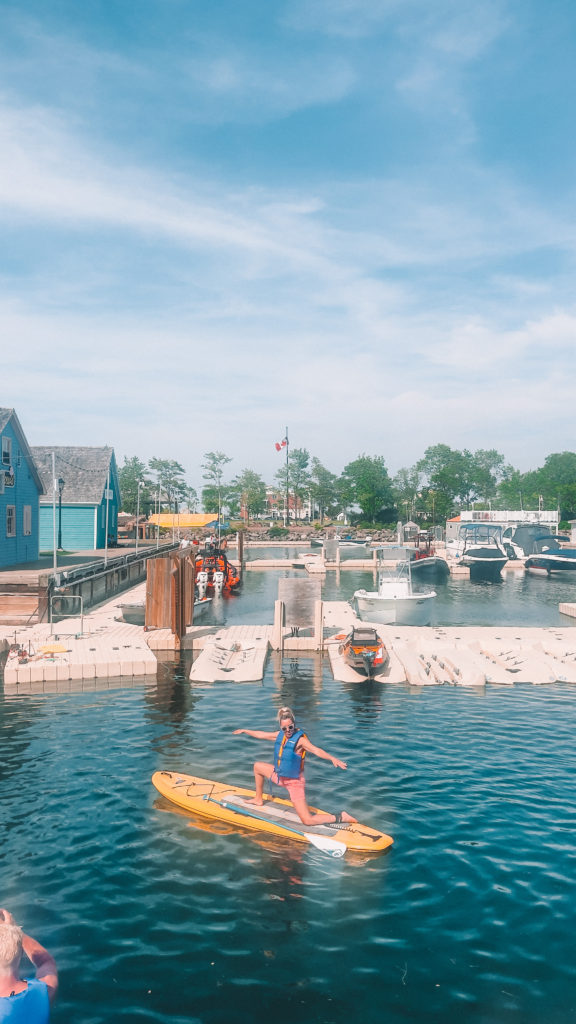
[49,593,84,637]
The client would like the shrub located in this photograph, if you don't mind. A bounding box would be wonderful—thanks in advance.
[268,526,289,538]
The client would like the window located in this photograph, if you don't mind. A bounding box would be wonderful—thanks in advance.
[6,505,16,537]
[23,505,32,536]
[16,449,22,467]
[2,436,11,466]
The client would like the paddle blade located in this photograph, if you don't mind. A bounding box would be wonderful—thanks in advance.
[304,832,346,857]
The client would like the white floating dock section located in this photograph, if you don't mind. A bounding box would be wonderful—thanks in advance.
[1,582,158,689]
[190,627,270,683]
[322,603,576,687]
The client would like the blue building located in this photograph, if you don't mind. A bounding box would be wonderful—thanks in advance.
[0,408,44,568]
[31,447,121,552]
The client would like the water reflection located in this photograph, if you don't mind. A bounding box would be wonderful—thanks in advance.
[341,679,385,724]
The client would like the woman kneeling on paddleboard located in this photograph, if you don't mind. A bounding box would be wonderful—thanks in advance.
[234,706,357,827]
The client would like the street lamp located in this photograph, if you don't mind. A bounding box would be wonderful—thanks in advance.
[57,478,65,550]
[135,481,142,553]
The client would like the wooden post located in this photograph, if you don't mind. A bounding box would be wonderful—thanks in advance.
[314,599,324,651]
[273,600,285,652]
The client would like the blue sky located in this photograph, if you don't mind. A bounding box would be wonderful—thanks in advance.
[2,0,576,498]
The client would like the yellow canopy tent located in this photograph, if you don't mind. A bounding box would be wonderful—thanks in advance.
[148,513,219,528]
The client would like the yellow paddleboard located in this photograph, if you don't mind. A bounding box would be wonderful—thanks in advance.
[152,771,393,856]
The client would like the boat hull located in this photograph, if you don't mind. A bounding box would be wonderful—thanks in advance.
[525,553,576,574]
[409,555,450,582]
[354,591,435,626]
[119,602,145,626]
[338,628,388,678]
[461,551,508,581]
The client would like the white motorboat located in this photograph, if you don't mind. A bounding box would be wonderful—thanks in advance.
[353,558,436,626]
[336,535,372,547]
[446,523,508,581]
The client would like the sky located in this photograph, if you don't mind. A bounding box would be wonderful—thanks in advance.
[2,0,576,499]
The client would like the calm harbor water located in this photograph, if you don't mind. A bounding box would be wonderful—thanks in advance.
[2,561,576,1022]
[215,548,576,629]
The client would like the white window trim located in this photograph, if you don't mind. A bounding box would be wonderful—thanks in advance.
[6,504,16,538]
[23,505,32,536]
[2,436,12,466]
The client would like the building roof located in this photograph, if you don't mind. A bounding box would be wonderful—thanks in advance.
[30,446,117,505]
[0,407,45,493]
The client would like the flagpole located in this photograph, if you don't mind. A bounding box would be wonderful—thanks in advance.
[285,426,289,529]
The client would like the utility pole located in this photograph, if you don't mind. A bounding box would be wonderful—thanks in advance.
[285,426,289,529]
[52,451,57,571]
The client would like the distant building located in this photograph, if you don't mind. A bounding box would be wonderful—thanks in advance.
[0,408,44,568]
[31,446,121,551]
[265,487,309,521]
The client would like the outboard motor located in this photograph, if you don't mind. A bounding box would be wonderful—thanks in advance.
[213,570,224,596]
[196,571,208,599]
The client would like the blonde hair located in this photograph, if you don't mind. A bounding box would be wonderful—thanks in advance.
[0,921,23,968]
[277,705,295,725]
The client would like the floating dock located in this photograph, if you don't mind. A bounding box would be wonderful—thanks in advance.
[2,577,576,691]
[0,581,157,689]
[189,632,270,683]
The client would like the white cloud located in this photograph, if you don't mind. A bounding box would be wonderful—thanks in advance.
[182,49,356,121]
[429,312,576,371]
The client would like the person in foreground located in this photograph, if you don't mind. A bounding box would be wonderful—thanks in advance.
[234,705,357,827]
[0,909,58,1022]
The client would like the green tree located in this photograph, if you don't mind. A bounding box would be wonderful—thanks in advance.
[309,457,339,523]
[340,455,395,524]
[148,458,193,513]
[496,467,525,510]
[472,449,512,505]
[416,445,510,516]
[519,452,576,519]
[392,466,423,521]
[201,451,232,517]
[275,447,310,519]
[231,469,267,520]
[118,456,153,515]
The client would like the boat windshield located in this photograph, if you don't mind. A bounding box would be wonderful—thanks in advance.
[458,524,503,543]
[350,627,380,644]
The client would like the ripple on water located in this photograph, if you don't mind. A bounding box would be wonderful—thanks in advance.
[2,672,576,1023]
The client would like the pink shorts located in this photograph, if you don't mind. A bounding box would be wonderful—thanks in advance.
[271,771,306,801]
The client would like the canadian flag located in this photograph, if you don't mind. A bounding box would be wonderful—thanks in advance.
[275,438,287,451]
